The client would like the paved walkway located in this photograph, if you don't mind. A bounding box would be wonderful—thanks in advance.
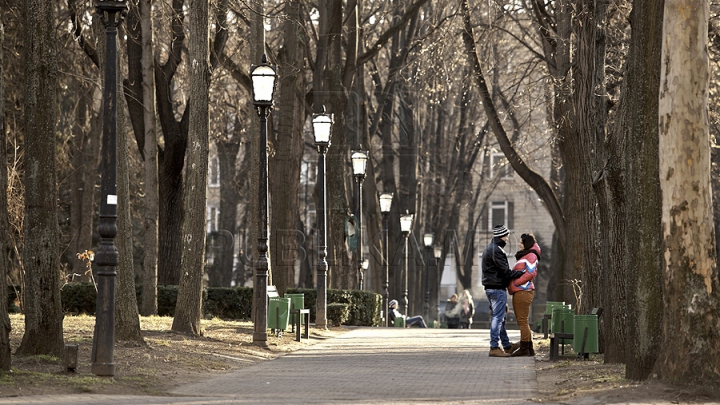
[0,328,536,405]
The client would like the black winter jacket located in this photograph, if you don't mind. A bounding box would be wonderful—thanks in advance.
[481,236,524,289]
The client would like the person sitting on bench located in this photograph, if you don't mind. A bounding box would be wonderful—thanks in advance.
[388,299,427,328]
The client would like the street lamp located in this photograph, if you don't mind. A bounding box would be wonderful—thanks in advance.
[351,149,368,289]
[400,212,414,316]
[379,192,393,326]
[434,245,443,324]
[251,54,277,346]
[313,106,333,330]
[91,0,127,377]
[423,233,434,322]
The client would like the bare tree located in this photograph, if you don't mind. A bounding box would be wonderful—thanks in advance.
[172,0,210,335]
[115,57,144,342]
[0,13,12,370]
[17,0,64,356]
[139,0,159,316]
[269,0,306,297]
[656,0,720,384]
[613,0,663,377]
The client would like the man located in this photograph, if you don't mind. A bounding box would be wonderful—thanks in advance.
[388,299,427,328]
[482,225,525,357]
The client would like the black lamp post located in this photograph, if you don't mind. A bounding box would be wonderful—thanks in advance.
[400,212,413,316]
[379,192,393,327]
[423,233,433,322]
[91,0,127,377]
[313,107,333,330]
[434,245,443,324]
[351,149,368,290]
[251,54,277,347]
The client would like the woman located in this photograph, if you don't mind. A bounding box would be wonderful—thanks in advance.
[459,290,475,329]
[508,233,540,356]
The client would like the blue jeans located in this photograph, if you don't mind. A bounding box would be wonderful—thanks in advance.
[485,289,510,349]
[406,316,427,328]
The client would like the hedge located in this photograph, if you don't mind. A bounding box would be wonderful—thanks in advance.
[8,283,381,327]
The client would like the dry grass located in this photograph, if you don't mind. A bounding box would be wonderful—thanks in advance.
[1,314,346,397]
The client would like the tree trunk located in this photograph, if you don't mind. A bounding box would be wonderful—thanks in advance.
[616,0,663,377]
[570,0,604,317]
[114,60,143,342]
[0,14,12,370]
[249,0,264,328]
[209,130,240,287]
[172,0,209,335]
[140,0,159,316]
[324,0,353,289]
[657,0,720,384]
[124,0,187,287]
[17,0,64,356]
[270,0,305,297]
[68,81,101,282]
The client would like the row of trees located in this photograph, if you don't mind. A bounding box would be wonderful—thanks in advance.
[0,0,719,387]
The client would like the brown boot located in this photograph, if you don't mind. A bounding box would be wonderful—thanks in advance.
[529,341,535,356]
[511,341,531,357]
[489,347,511,357]
[507,342,521,354]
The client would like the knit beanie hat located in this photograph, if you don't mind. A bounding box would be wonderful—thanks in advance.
[389,300,398,308]
[493,224,509,238]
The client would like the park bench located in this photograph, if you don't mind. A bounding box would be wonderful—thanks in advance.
[549,307,603,361]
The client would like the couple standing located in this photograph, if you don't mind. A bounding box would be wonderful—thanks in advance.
[482,225,540,357]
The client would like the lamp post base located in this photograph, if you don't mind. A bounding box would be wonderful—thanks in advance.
[91,363,115,377]
[252,332,268,347]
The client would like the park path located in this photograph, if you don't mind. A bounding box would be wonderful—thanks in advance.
[0,327,537,405]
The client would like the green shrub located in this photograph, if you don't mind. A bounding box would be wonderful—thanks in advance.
[20,282,380,326]
[62,283,97,314]
[203,287,253,319]
[327,303,350,326]
[287,288,381,327]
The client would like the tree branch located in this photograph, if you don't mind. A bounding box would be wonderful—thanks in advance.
[461,0,566,245]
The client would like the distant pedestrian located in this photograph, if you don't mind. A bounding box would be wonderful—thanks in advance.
[389,299,427,328]
[459,290,475,329]
[481,225,525,357]
[444,294,461,329]
[508,233,540,356]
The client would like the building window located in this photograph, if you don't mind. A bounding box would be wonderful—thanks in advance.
[209,156,220,187]
[490,153,513,179]
[488,200,514,231]
[207,207,219,233]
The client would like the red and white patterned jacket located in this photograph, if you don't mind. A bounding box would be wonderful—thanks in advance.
[508,243,540,295]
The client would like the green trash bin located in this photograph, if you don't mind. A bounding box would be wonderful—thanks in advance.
[285,293,305,326]
[551,306,574,334]
[544,301,565,334]
[573,315,599,353]
[268,297,290,332]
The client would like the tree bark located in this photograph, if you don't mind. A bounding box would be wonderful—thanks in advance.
[270,0,305,297]
[115,56,144,342]
[0,13,12,370]
[323,0,353,289]
[172,0,210,335]
[68,81,101,282]
[208,129,240,287]
[657,0,720,384]
[17,0,64,356]
[140,0,159,316]
[615,0,663,376]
